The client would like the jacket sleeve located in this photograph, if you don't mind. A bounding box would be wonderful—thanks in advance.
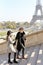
[23,32,26,40]
[8,36,15,44]
[15,32,19,40]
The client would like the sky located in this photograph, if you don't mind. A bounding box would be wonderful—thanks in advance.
[0,0,43,22]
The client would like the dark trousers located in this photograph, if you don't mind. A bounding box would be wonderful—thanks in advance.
[8,52,16,62]
[8,53,11,62]
[17,48,24,57]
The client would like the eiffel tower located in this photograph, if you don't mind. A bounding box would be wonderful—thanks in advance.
[30,0,43,26]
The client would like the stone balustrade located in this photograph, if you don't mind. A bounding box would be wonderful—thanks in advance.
[25,30,43,47]
[0,30,43,54]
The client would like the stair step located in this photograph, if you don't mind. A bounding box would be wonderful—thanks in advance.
[0,44,43,65]
[27,45,40,65]
[36,44,43,65]
[19,46,35,65]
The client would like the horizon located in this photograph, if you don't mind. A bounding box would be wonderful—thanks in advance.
[0,0,43,23]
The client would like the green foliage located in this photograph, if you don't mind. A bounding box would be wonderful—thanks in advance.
[0,31,6,36]
[0,21,29,29]
[5,21,16,29]
[0,23,4,29]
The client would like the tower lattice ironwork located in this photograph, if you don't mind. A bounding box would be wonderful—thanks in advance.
[30,0,43,26]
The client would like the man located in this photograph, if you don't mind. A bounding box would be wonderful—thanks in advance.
[15,27,26,59]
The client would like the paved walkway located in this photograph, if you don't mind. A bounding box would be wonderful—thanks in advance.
[0,44,43,65]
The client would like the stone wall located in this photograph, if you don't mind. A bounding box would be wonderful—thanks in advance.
[0,41,7,54]
[0,30,43,54]
[25,30,43,47]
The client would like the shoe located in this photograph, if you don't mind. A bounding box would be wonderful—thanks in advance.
[8,60,13,64]
[22,57,27,59]
[13,60,18,63]
[17,56,22,59]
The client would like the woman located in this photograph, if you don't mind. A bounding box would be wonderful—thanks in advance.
[6,30,18,64]
[15,27,26,59]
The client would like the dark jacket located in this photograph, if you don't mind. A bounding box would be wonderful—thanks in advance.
[15,31,26,51]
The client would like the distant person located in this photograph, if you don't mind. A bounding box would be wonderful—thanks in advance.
[6,30,18,64]
[15,27,26,59]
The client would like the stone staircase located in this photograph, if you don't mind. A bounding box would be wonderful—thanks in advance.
[0,30,43,65]
[0,44,43,65]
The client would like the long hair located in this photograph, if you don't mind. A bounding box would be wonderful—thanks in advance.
[6,30,11,41]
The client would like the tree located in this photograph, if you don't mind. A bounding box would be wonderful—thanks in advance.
[5,21,16,29]
[0,23,4,29]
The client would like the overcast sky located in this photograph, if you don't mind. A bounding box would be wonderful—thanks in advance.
[0,0,43,22]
